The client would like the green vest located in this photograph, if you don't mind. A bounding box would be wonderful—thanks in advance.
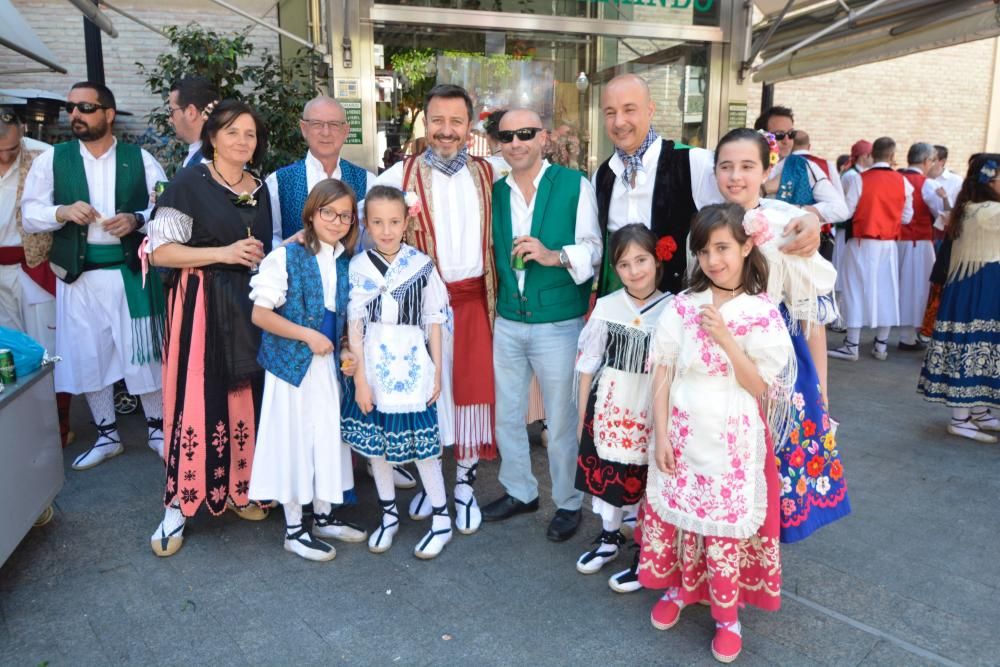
[50,140,149,283]
[492,164,591,323]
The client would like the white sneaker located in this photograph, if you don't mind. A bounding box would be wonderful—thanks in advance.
[827,340,859,361]
[408,489,432,520]
[284,525,336,562]
[871,338,888,361]
[948,418,998,444]
[150,505,186,557]
[577,530,624,574]
[368,502,400,554]
[313,511,368,543]
[414,506,452,559]
[72,422,123,471]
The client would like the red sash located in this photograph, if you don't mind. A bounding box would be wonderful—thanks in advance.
[0,246,57,297]
[446,276,495,407]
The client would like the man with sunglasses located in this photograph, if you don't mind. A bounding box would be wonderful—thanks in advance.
[754,105,797,160]
[21,81,168,471]
[480,109,600,542]
[374,83,501,536]
[166,75,218,170]
[266,95,375,250]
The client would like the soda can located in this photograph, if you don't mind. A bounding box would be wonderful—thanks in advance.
[0,348,16,385]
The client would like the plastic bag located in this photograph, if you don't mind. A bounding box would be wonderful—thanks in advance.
[0,327,46,377]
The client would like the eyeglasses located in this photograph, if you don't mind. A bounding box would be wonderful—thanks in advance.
[65,102,110,115]
[317,207,355,224]
[165,105,183,116]
[772,130,798,141]
[0,110,17,125]
[302,119,348,132]
[497,127,544,143]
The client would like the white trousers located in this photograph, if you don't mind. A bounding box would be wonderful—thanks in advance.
[897,240,935,328]
[0,264,56,353]
[840,238,900,329]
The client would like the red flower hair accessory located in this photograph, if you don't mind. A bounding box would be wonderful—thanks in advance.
[655,235,678,262]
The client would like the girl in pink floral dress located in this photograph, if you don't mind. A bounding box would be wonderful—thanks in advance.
[640,202,794,663]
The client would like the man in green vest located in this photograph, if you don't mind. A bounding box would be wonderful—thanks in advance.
[480,109,601,542]
[22,81,168,471]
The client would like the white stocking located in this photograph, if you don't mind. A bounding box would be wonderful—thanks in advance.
[140,389,163,420]
[84,386,115,427]
[369,457,396,503]
[416,458,449,531]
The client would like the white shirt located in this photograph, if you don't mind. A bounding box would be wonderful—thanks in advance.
[923,168,963,220]
[591,137,723,234]
[769,150,849,224]
[21,139,166,243]
[504,161,601,293]
[266,151,377,247]
[1,138,53,247]
[375,159,497,283]
[843,161,913,225]
[183,140,205,168]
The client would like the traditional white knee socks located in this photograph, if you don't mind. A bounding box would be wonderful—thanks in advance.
[415,458,449,533]
[368,458,400,553]
[140,389,164,457]
[84,386,116,427]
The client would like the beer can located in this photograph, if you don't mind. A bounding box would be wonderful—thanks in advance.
[0,348,16,385]
[154,180,169,197]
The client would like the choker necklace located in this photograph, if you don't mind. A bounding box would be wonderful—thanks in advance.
[625,287,657,302]
[211,161,245,188]
[374,246,401,262]
[710,280,743,298]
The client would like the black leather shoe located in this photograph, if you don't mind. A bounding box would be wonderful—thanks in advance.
[546,508,582,542]
[481,494,539,522]
[898,341,926,351]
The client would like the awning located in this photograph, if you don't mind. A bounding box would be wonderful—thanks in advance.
[751,0,1000,82]
[0,0,66,74]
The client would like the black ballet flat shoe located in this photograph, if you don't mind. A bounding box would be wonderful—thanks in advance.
[546,508,582,542]
[481,494,540,522]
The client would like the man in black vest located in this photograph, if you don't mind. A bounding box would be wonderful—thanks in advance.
[593,73,821,594]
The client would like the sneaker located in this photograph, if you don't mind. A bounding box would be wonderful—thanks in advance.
[650,591,684,630]
[576,530,625,574]
[608,545,642,593]
[947,417,998,444]
[314,511,368,543]
[284,525,336,562]
[827,340,859,361]
[712,624,742,663]
[871,337,888,361]
[414,505,452,560]
[72,421,123,471]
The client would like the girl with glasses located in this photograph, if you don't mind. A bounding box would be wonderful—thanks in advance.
[248,178,366,561]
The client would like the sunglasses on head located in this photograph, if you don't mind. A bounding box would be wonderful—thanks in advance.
[772,130,797,141]
[497,127,544,143]
[65,101,110,115]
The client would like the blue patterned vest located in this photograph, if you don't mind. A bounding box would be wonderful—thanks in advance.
[257,243,350,387]
[275,157,369,240]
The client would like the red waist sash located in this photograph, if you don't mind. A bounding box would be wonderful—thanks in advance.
[446,276,495,407]
[0,246,56,296]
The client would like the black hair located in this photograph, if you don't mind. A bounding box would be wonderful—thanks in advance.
[949,153,1000,240]
[871,137,896,163]
[484,109,508,141]
[170,75,218,112]
[70,81,116,109]
[714,127,770,170]
[609,223,662,286]
[836,154,850,173]
[363,184,408,221]
[752,105,793,132]
[686,203,769,296]
[934,144,949,162]
[200,99,268,170]
[424,84,474,123]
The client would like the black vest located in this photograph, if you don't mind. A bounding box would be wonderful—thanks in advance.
[595,140,697,295]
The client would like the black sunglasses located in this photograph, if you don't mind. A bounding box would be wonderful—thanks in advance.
[497,127,544,143]
[772,130,798,141]
[65,102,110,115]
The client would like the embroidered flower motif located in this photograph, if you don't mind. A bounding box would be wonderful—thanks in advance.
[830,459,844,481]
[655,235,678,262]
[742,210,774,246]
[978,159,998,184]
[404,191,422,217]
[815,476,831,496]
[806,454,825,477]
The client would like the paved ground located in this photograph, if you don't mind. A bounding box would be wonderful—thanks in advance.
[1,330,998,667]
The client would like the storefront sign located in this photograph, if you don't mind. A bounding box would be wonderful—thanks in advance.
[592,0,713,8]
[727,102,747,130]
[342,99,363,145]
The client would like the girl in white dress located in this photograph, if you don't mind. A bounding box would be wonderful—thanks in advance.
[340,185,452,559]
[249,179,367,562]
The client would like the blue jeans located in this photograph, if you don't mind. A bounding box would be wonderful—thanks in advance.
[493,316,584,510]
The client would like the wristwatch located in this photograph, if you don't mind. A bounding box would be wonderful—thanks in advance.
[558,248,571,268]
[133,212,145,231]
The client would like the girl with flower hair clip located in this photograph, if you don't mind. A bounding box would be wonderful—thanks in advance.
[640,201,794,663]
[572,223,672,584]
[706,128,850,547]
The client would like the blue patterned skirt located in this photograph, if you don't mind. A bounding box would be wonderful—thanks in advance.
[340,377,442,464]
[776,304,851,543]
[918,262,1000,408]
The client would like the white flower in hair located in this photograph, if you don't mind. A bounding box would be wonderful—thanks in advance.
[201,99,220,120]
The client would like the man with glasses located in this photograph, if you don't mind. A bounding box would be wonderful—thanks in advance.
[895,142,938,352]
[480,109,600,542]
[21,81,168,471]
[375,83,500,536]
[754,105,798,160]
[166,75,218,169]
[266,95,375,249]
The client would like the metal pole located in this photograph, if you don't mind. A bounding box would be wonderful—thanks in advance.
[98,1,168,39]
[204,0,324,54]
[761,82,774,117]
[83,1,105,84]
